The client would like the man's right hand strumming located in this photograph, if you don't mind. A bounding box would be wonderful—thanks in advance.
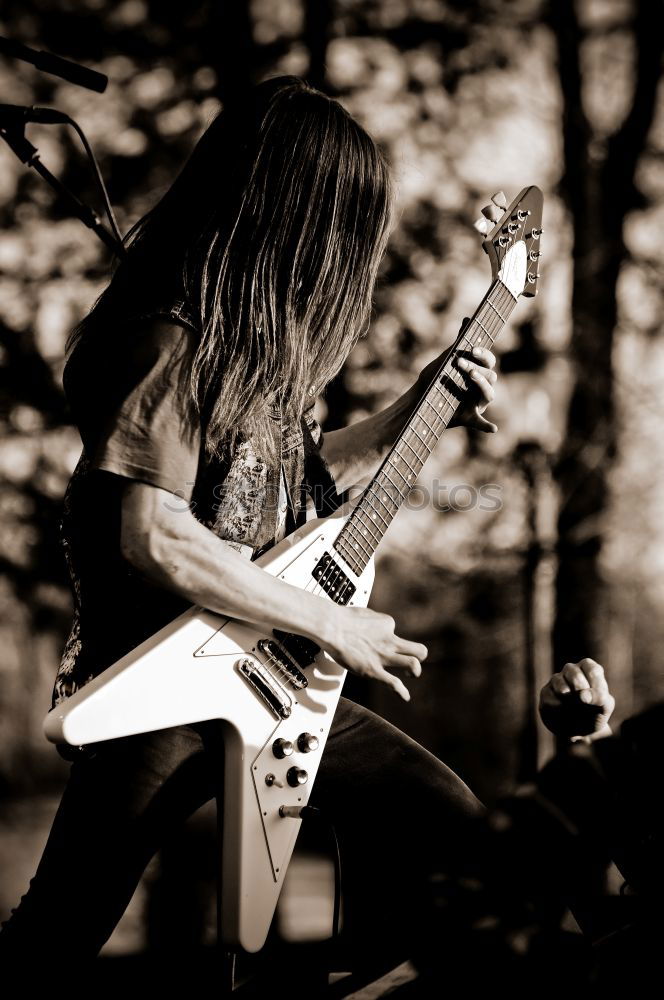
[318,605,427,703]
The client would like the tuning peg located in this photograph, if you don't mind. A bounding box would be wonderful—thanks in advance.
[491,191,508,210]
[481,203,502,222]
[473,217,492,235]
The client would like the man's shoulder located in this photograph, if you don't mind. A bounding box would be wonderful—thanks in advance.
[121,306,199,379]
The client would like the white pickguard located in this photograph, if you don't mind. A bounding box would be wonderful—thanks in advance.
[43,502,374,953]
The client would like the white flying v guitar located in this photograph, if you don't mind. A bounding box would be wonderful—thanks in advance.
[44,186,543,953]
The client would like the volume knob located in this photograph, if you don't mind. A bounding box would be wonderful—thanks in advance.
[297,732,319,753]
[272,738,294,759]
[287,767,308,787]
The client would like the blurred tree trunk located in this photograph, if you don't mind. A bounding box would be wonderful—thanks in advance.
[210,0,257,103]
[549,1,663,677]
[305,0,333,91]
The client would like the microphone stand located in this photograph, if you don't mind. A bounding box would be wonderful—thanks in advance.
[0,118,125,259]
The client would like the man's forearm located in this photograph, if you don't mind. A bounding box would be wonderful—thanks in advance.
[320,385,418,494]
[124,496,339,647]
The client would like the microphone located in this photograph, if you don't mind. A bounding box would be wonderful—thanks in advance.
[0,36,108,93]
[0,104,69,125]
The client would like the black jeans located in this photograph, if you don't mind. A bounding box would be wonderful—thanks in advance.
[0,697,484,965]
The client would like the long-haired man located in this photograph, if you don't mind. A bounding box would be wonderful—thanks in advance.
[0,76,499,968]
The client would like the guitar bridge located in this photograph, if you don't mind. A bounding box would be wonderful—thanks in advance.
[237,658,292,719]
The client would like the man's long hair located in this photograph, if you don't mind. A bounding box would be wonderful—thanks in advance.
[69,76,394,463]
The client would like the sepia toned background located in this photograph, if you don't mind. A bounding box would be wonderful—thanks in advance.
[0,0,663,964]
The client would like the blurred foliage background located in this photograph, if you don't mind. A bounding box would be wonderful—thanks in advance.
[0,0,663,957]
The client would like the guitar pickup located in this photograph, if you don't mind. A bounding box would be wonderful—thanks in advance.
[273,629,321,668]
[312,551,356,604]
[238,658,292,719]
[257,639,308,689]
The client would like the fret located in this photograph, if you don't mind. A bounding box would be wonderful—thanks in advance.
[423,399,448,438]
[422,396,445,424]
[429,389,450,411]
[400,435,425,463]
[381,467,405,495]
[362,492,391,529]
[475,316,490,338]
[376,476,403,510]
[483,304,503,334]
[486,298,504,322]
[409,424,429,450]
[353,506,383,545]
[415,409,435,434]
[386,461,410,488]
[369,483,398,519]
[430,382,456,409]
[336,544,362,577]
[448,369,467,392]
[393,444,418,477]
[345,529,373,561]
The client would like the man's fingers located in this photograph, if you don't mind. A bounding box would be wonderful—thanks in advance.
[375,667,411,702]
[578,688,615,709]
[472,347,497,370]
[468,413,498,433]
[470,371,496,402]
[547,669,613,707]
[577,657,609,691]
[550,672,571,696]
[456,357,497,383]
[541,660,615,737]
[456,359,497,396]
[394,636,428,660]
[388,653,423,677]
[562,662,591,691]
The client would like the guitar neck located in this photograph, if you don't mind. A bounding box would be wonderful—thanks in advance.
[333,278,517,575]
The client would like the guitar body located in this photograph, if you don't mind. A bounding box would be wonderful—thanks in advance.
[44,502,374,953]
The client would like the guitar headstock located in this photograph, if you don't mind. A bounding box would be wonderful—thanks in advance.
[473,186,544,299]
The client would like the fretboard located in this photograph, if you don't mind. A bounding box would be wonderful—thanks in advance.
[333,279,517,575]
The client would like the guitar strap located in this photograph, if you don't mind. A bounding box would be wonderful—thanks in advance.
[300,412,345,518]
